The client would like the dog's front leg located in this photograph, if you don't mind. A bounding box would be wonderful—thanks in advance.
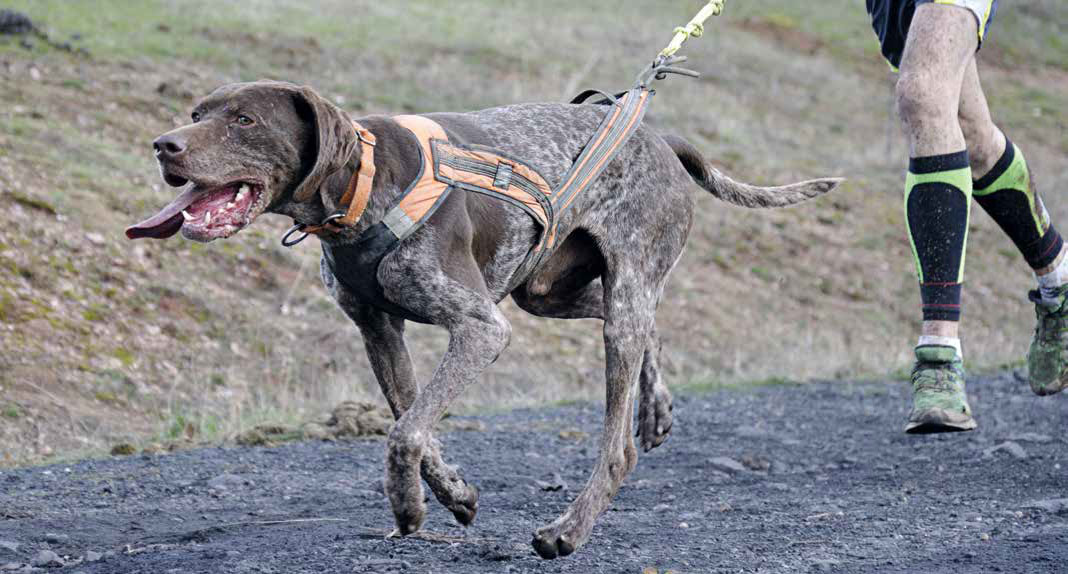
[384,302,511,536]
[340,302,481,527]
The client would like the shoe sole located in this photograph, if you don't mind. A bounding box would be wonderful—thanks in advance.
[905,408,977,434]
[1030,379,1067,396]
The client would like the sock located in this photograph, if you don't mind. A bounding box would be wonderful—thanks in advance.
[905,150,972,322]
[917,335,962,360]
[1037,255,1068,302]
[974,137,1064,273]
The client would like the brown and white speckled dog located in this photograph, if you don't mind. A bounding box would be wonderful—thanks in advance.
[127,81,839,559]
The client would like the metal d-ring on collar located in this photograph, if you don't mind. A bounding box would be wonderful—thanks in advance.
[281,213,346,247]
[281,121,378,248]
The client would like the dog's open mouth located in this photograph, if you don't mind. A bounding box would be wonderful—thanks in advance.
[126,182,264,241]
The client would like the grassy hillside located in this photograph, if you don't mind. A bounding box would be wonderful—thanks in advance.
[1,0,1066,465]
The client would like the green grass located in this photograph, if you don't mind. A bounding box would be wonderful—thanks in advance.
[674,375,800,395]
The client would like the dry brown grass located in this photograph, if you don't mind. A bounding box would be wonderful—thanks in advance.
[0,0,1065,466]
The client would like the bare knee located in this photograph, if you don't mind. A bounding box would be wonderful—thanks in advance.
[896,72,957,129]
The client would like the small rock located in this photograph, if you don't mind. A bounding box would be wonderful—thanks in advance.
[207,473,248,491]
[558,429,588,441]
[1023,498,1068,515]
[85,232,106,246]
[1,563,22,572]
[740,454,771,472]
[479,545,511,562]
[84,551,103,563]
[1005,432,1052,444]
[980,533,991,541]
[678,522,689,529]
[707,456,748,474]
[31,549,62,568]
[983,441,1027,460]
[535,473,567,492]
[43,533,69,544]
[0,541,17,553]
[110,444,137,456]
[810,558,840,572]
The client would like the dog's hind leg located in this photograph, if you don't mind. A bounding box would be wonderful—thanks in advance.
[514,279,670,453]
[532,261,658,559]
[638,325,673,452]
[325,265,480,527]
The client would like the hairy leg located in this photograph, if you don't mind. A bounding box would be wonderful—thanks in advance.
[331,281,478,526]
[384,288,512,534]
[959,59,1068,273]
[896,3,980,338]
[957,58,1004,176]
[637,325,672,452]
[532,261,658,559]
[896,3,977,157]
[513,279,671,453]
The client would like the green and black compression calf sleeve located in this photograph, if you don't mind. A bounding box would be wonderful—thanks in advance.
[905,150,972,322]
[973,138,1063,270]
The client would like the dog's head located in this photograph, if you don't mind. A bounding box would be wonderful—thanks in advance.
[126,81,356,242]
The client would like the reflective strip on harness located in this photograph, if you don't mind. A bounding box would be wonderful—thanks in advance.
[386,115,452,239]
[376,88,650,255]
[433,141,554,250]
[552,89,650,219]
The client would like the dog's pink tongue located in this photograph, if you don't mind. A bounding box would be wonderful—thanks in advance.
[125,187,200,240]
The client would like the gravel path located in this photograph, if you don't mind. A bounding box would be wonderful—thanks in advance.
[2,372,1067,573]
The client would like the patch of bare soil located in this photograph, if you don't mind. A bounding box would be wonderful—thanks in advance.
[738,17,824,56]
[1,373,1066,573]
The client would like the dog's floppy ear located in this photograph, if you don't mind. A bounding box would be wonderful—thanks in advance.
[290,85,357,203]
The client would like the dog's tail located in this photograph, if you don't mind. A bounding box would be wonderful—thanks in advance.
[663,134,842,208]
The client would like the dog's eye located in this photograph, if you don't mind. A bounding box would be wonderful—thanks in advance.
[236,115,254,126]
[191,111,201,123]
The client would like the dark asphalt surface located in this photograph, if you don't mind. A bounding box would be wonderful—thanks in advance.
[2,372,1068,573]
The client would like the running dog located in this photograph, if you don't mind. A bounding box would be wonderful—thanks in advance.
[127,80,839,558]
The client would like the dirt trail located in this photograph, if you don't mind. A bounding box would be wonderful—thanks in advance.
[1,373,1067,573]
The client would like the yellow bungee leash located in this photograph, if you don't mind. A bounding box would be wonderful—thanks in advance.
[658,0,726,62]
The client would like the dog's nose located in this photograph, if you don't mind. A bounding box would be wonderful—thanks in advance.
[153,133,187,157]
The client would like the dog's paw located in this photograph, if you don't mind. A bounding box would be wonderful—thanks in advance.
[532,522,578,559]
[638,384,673,452]
[390,500,426,536]
[444,482,479,526]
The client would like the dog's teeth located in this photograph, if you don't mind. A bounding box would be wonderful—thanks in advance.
[236,185,249,201]
[181,210,193,221]
[204,211,212,224]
